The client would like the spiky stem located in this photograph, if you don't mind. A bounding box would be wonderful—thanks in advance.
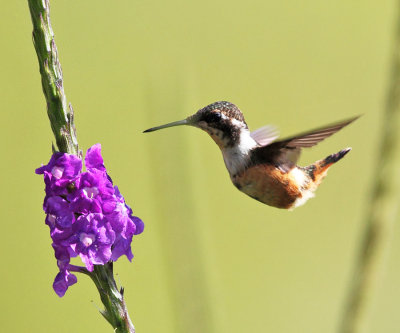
[85,264,135,333]
[28,0,78,155]
[28,1,134,331]
[338,5,400,333]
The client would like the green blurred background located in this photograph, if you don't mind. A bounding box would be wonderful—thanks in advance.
[1,1,399,332]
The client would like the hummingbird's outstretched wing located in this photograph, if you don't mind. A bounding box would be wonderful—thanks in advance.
[250,116,359,172]
[274,116,359,149]
[250,125,279,146]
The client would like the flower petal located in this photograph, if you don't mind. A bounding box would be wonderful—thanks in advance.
[85,144,106,172]
[53,269,77,297]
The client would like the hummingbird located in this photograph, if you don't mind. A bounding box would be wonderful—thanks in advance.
[144,101,358,210]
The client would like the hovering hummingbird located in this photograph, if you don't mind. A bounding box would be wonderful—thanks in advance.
[144,101,358,210]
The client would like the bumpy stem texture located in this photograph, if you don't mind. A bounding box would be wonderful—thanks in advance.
[28,1,134,332]
[90,264,135,333]
[28,0,78,155]
[338,6,400,333]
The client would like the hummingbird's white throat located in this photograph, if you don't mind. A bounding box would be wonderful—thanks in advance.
[221,121,258,176]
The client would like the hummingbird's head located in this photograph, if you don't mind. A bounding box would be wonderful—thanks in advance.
[144,101,249,148]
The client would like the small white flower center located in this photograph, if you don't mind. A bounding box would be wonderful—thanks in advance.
[51,166,64,179]
[47,214,56,226]
[116,202,127,214]
[83,187,99,198]
[80,233,95,247]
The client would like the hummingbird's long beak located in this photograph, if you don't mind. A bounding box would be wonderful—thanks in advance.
[143,118,191,133]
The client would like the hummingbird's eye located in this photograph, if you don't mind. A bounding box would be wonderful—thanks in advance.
[206,112,222,123]
[201,111,224,124]
[214,112,222,120]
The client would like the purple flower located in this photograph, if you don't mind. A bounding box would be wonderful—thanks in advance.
[44,196,75,230]
[36,144,144,296]
[52,242,71,267]
[36,153,82,197]
[53,269,78,298]
[36,152,82,179]
[69,170,114,214]
[131,215,145,235]
[85,144,106,172]
[114,186,144,235]
[70,213,115,271]
[111,234,134,262]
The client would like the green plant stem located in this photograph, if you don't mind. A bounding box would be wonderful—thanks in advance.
[78,263,136,333]
[28,1,135,332]
[28,0,78,155]
[68,264,136,333]
[338,6,400,333]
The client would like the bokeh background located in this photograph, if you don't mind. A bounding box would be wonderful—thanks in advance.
[1,1,399,332]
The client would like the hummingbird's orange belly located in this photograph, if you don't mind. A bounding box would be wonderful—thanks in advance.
[231,164,306,209]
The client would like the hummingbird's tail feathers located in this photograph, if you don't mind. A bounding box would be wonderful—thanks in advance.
[320,147,352,168]
[302,147,352,190]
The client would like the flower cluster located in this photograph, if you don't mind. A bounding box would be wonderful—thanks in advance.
[36,144,144,297]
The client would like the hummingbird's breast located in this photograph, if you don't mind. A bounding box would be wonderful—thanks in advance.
[231,164,313,209]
